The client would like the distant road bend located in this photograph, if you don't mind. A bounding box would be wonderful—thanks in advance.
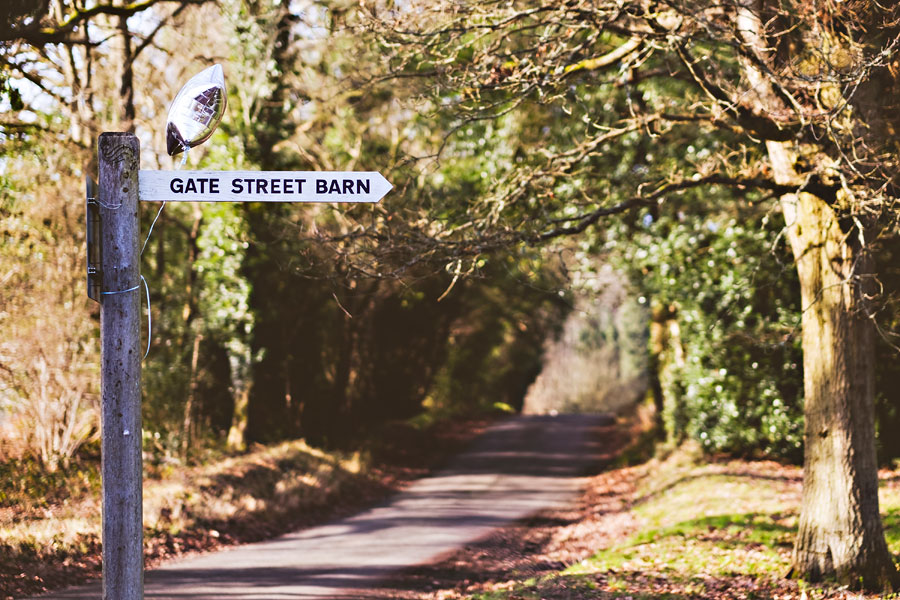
[46,413,611,600]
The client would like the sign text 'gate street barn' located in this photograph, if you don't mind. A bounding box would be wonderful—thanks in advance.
[139,170,393,203]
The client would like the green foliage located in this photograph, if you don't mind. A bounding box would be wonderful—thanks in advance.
[139,198,252,455]
[426,253,570,416]
[12,0,900,484]
[0,0,574,474]
[0,456,99,510]
[0,77,24,112]
[196,202,255,402]
[618,212,804,460]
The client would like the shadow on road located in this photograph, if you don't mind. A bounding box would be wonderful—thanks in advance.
[43,413,615,600]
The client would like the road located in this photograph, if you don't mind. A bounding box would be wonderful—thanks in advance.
[44,414,610,600]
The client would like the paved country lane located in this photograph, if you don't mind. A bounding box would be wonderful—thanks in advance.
[42,414,611,600]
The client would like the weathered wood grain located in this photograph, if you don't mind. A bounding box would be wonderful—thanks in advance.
[98,132,143,600]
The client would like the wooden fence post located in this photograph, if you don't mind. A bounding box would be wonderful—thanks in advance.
[97,132,143,600]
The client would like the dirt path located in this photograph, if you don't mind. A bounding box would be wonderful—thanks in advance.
[43,414,613,600]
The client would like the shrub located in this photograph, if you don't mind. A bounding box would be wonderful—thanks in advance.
[619,214,804,461]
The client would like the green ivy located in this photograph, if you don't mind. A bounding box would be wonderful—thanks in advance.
[618,212,804,461]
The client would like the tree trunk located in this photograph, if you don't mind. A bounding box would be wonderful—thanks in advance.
[181,332,203,459]
[227,384,249,452]
[733,2,897,585]
[768,142,897,589]
[118,14,135,133]
[648,301,676,437]
[179,207,203,457]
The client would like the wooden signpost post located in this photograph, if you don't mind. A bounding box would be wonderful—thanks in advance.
[89,132,391,599]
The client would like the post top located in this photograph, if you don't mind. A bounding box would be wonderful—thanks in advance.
[99,131,138,138]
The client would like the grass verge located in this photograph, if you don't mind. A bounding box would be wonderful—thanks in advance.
[465,443,900,600]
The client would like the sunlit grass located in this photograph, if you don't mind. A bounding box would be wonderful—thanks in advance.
[879,481,900,556]
[571,448,800,583]
[470,445,900,600]
[575,524,791,578]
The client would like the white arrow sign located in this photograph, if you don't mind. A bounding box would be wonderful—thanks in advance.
[139,170,392,203]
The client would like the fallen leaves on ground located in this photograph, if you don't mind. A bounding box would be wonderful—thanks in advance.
[358,423,898,600]
[0,417,490,599]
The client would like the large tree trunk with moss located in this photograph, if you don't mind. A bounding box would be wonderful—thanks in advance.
[767,140,896,587]
[785,194,893,587]
[736,0,898,582]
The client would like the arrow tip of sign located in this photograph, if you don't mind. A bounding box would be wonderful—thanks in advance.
[376,172,394,197]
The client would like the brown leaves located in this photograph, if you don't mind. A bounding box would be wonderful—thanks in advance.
[0,417,491,599]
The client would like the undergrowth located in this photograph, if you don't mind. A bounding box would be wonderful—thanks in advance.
[0,456,100,511]
[0,417,484,599]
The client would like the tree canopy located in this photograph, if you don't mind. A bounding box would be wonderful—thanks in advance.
[358,0,900,588]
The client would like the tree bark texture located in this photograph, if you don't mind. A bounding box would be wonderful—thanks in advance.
[767,140,896,588]
[733,0,897,584]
